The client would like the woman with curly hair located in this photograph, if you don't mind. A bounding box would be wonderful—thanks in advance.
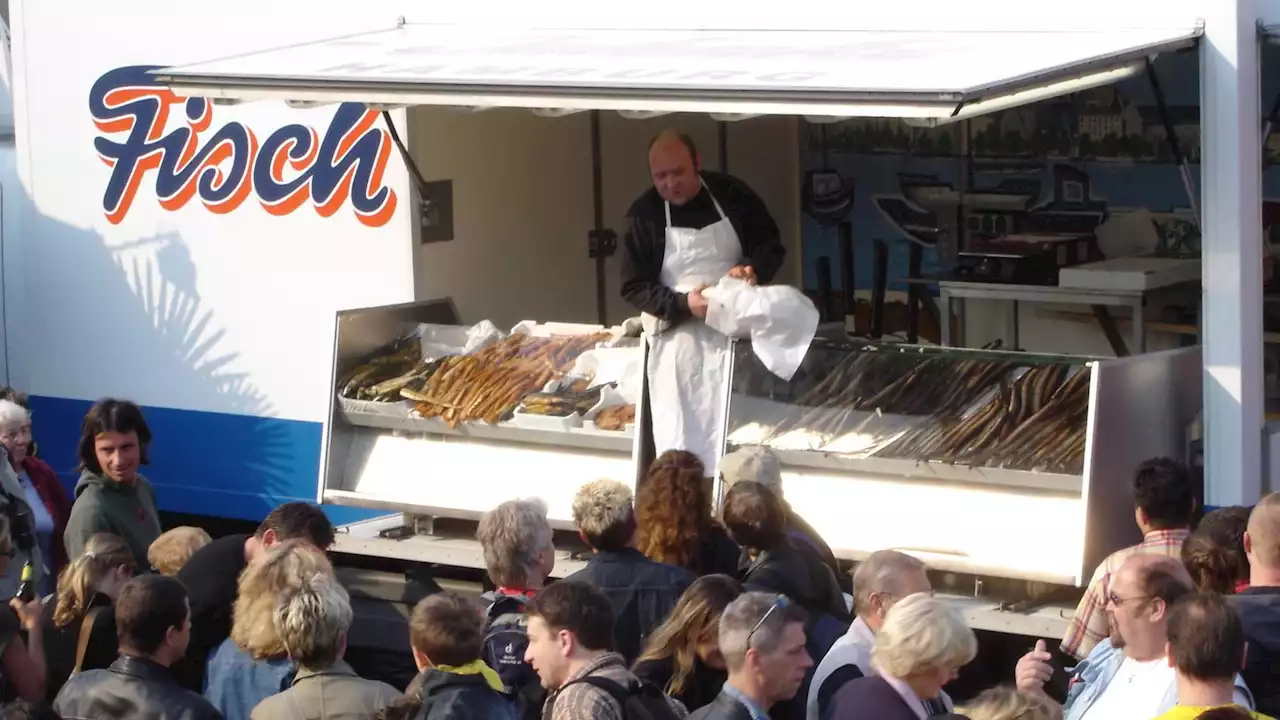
[634,450,740,577]
[633,574,743,712]
[203,540,334,720]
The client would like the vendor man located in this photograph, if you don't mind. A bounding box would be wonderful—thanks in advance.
[621,130,785,472]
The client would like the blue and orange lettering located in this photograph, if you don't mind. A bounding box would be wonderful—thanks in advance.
[89,65,398,228]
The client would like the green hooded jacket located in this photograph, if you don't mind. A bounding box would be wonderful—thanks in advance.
[63,469,161,570]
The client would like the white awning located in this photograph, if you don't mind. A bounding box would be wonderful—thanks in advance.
[152,22,1202,125]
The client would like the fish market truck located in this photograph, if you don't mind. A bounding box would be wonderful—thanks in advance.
[0,0,1273,677]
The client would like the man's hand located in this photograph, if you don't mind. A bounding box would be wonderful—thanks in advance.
[687,286,710,320]
[727,265,758,285]
[1015,640,1055,694]
[9,597,43,632]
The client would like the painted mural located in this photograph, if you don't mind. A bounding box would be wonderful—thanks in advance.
[798,47,1280,294]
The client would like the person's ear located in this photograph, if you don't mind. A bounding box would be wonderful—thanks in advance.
[1135,507,1149,529]
[1245,531,1254,556]
[558,629,575,658]
[412,646,430,672]
[261,528,278,547]
[1150,598,1168,623]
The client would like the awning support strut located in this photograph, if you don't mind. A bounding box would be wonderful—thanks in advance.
[1145,59,1200,229]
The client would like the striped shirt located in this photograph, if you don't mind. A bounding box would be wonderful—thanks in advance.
[1060,528,1190,659]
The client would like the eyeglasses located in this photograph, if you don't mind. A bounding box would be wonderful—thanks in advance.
[1107,591,1152,607]
[746,595,791,649]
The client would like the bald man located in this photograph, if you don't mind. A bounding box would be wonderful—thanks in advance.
[1231,492,1280,716]
[621,131,784,471]
[1017,554,1254,720]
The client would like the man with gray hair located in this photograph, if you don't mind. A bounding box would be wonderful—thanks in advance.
[691,592,813,720]
[250,573,399,719]
[566,479,694,663]
[805,550,938,720]
[719,446,836,575]
[476,498,558,720]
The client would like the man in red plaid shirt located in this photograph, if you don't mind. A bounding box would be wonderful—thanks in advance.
[1060,458,1196,659]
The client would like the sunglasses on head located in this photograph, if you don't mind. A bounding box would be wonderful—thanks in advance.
[746,594,792,649]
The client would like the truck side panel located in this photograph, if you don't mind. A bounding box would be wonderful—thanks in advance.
[10,1,415,519]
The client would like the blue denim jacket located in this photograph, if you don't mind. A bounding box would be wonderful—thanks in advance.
[203,637,295,720]
[1064,639,1255,720]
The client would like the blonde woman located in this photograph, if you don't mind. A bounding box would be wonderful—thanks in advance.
[633,574,743,712]
[203,540,333,720]
[825,593,977,720]
[37,532,134,700]
[959,686,1063,720]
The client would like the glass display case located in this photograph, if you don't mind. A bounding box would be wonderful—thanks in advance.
[723,339,1202,586]
[321,299,646,527]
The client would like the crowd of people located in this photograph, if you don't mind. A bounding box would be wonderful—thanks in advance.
[0,393,1269,720]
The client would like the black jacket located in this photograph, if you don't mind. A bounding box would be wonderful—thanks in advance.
[1230,586,1280,717]
[785,508,839,581]
[40,593,118,702]
[414,669,515,720]
[53,655,223,720]
[565,548,696,663]
[688,690,755,720]
[696,526,744,579]
[633,655,727,713]
[621,170,785,324]
[174,533,249,691]
[742,537,850,623]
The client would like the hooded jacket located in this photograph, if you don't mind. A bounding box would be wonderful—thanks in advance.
[63,469,161,570]
[1230,587,1280,717]
[414,668,516,720]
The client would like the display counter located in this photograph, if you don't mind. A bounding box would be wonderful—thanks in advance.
[724,339,1202,585]
[321,299,645,527]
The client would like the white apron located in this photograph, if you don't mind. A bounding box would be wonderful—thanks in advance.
[645,181,742,474]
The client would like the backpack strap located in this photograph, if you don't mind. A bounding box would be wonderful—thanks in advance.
[562,675,633,714]
[73,607,107,675]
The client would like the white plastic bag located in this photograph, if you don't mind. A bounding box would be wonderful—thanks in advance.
[703,277,819,381]
[418,320,503,362]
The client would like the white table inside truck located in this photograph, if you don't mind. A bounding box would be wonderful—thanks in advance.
[939,281,1149,355]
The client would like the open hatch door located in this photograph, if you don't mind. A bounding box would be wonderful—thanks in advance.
[153,22,1202,125]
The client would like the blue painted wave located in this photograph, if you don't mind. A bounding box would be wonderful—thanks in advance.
[27,395,377,526]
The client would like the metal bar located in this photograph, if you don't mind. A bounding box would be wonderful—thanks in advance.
[1009,300,1020,350]
[718,121,729,173]
[591,110,607,326]
[1132,297,1146,354]
[1091,305,1130,357]
[1145,58,1200,227]
[1261,88,1280,149]
[838,221,855,318]
[870,240,888,338]
[941,290,953,346]
[906,244,923,343]
[816,256,835,323]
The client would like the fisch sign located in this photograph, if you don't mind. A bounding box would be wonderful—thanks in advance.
[90,65,398,227]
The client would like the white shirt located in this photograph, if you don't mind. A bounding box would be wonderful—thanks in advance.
[1081,655,1176,720]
